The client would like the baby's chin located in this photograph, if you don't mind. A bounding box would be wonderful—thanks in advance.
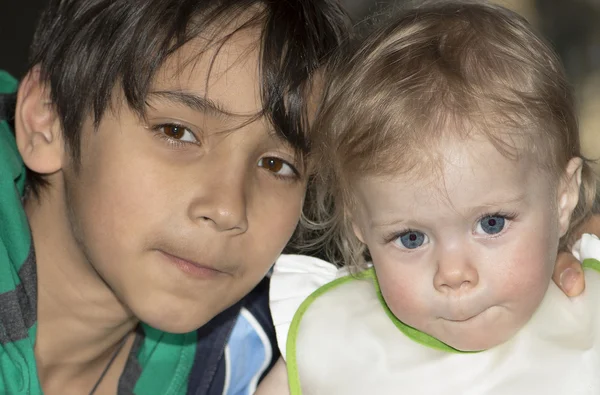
[442,334,508,352]
[433,314,522,352]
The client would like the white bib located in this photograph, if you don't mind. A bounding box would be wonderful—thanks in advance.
[287,262,600,395]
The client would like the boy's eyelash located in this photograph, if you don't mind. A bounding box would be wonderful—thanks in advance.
[261,157,303,183]
[146,122,200,150]
[153,133,184,149]
[147,123,303,181]
[274,167,301,181]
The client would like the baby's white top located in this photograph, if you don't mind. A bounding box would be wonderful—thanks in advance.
[271,234,600,394]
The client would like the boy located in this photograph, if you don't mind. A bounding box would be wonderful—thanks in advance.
[0,0,349,394]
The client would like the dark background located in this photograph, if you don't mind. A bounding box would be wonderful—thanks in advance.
[0,1,46,79]
[1,0,598,81]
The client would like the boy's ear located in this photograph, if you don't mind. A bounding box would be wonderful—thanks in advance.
[14,67,64,175]
[557,157,583,237]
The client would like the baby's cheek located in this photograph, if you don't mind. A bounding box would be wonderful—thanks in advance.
[496,242,554,312]
[378,272,428,324]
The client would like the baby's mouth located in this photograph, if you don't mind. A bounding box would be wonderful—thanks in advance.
[442,306,490,323]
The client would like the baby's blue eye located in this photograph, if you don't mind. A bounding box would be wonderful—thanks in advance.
[477,215,506,235]
[396,231,426,249]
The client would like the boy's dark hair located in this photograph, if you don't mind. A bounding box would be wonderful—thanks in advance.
[23,0,350,196]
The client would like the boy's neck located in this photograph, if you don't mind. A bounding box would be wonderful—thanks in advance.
[25,173,138,381]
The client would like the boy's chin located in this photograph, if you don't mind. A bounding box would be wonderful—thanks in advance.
[139,310,214,334]
[129,297,230,334]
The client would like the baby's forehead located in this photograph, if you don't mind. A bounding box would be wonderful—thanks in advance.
[356,126,531,180]
[352,135,549,216]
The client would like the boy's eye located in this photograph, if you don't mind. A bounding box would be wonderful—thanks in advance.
[395,230,427,249]
[160,124,197,143]
[476,215,506,235]
[258,157,297,178]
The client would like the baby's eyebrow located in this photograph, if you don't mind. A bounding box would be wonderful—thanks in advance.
[370,217,409,229]
[146,90,231,118]
[477,193,527,207]
[369,193,528,228]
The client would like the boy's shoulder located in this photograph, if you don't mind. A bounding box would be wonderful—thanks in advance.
[0,73,39,393]
[0,70,22,188]
[0,72,30,286]
[0,70,17,94]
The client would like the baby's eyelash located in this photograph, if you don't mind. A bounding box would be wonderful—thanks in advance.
[383,212,519,244]
[384,228,420,244]
[478,211,518,221]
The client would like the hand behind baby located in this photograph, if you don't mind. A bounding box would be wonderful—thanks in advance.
[553,214,600,296]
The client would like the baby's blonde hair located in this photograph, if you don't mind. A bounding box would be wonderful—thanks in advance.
[305,1,597,270]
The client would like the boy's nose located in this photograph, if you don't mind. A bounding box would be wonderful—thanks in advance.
[433,250,479,293]
[192,204,249,233]
[187,165,249,234]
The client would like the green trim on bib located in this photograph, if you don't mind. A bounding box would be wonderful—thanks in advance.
[583,258,600,272]
[286,272,368,395]
[369,268,468,354]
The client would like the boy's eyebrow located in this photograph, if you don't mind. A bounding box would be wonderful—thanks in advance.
[147,90,297,150]
[147,90,295,149]
[147,90,231,118]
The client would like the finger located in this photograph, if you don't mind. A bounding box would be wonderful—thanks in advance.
[552,251,585,297]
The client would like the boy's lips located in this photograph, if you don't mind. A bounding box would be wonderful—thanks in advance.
[157,250,229,278]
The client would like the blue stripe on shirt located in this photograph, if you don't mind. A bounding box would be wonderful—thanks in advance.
[222,307,273,395]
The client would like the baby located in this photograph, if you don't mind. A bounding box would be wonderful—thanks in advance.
[268,2,600,394]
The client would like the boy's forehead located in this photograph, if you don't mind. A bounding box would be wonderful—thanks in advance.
[150,27,264,117]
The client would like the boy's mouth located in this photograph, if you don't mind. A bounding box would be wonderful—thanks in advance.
[157,249,229,279]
